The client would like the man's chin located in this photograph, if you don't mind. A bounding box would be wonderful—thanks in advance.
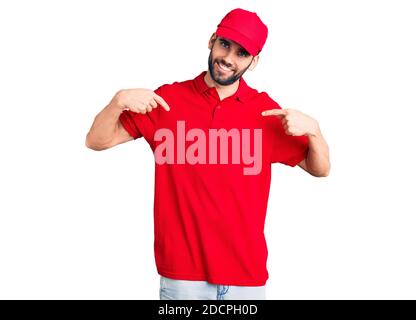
[213,73,237,85]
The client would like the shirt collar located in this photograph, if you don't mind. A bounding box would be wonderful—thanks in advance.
[193,70,251,103]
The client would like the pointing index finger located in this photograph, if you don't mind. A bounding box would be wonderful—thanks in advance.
[261,109,287,117]
[153,93,170,111]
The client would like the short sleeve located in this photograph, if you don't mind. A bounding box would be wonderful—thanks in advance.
[118,85,165,144]
[267,101,310,167]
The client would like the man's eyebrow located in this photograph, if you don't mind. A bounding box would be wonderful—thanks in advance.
[239,47,249,54]
[218,37,230,43]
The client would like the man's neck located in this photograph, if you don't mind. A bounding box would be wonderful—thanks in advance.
[204,70,239,101]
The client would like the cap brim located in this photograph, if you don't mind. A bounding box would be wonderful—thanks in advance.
[215,26,258,56]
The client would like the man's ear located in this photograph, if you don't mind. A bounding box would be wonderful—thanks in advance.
[248,55,260,71]
[208,33,217,50]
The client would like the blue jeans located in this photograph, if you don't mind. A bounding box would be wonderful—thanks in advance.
[159,275,266,300]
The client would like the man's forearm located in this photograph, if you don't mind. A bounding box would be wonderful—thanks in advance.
[305,124,330,177]
[85,94,123,150]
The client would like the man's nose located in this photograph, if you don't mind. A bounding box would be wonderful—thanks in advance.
[221,53,234,68]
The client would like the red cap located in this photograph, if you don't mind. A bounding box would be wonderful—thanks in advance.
[215,8,268,56]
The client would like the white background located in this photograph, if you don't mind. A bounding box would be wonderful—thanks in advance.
[1,0,415,299]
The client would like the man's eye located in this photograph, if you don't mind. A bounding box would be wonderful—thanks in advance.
[239,51,249,57]
[220,41,229,48]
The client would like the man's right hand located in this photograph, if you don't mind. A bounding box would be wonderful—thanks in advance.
[112,88,170,114]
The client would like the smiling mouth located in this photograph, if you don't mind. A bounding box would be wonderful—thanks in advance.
[216,61,233,73]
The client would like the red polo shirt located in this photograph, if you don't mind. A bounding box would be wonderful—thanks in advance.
[119,71,309,286]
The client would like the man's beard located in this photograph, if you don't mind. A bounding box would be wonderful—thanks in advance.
[208,51,252,86]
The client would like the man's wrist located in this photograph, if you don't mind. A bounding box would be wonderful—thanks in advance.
[109,90,126,111]
[307,121,321,138]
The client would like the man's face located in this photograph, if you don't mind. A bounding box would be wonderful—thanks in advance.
[208,35,256,86]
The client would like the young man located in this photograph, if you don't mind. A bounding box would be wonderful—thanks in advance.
[86,8,330,300]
